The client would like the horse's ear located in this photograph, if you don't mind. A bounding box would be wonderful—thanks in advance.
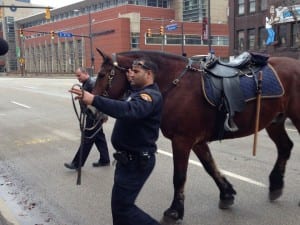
[96,48,108,61]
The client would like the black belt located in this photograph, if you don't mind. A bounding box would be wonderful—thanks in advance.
[113,151,153,165]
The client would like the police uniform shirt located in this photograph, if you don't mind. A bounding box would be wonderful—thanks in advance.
[82,76,96,92]
[91,83,163,154]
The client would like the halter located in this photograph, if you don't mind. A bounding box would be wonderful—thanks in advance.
[102,53,128,97]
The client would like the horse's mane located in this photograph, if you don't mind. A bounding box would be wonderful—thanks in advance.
[117,50,187,62]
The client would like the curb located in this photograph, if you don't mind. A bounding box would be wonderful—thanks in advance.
[0,198,19,225]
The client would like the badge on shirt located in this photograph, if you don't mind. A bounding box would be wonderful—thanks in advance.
[140,93,152,102]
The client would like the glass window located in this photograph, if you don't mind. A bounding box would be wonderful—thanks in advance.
[278,24,287,47]
[292,23,300,47]
[146,34,163,44]
[211,36,229,46]
[166,34,182,45]
[258,27,267,48]
[249,0,256,13]
[185,35,201,45]
[238,0,245,15]
[131,32,140,49]
[237,30,245,50]
[260,0,267,11]
[248,29,255,50]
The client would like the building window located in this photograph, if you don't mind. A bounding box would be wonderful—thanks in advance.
[238,0,245,15]
[292,22,300,47]
[185,35,201,45]
[248,29,255,50]
[277,24,287,47]
[131,32,140,49]
[237,30,245,50]
[211,36,229,46]
[249,0,256,13]
[260,0,267,11]
[258,27,267,48]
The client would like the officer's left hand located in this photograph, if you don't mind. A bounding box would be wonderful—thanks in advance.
[69,87,94,105]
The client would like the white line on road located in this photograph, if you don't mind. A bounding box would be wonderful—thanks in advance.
[158,149,267,188]
[10,101,31,109]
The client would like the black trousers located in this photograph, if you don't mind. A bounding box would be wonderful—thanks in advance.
[72,117,110,167]
[111,154,160,225]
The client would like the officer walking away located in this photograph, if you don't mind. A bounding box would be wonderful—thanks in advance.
[69,58,163,225]
[64,67,110,170]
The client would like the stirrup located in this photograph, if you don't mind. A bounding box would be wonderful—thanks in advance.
[224,113,239,132]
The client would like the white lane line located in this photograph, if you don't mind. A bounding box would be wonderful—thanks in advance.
[10,101,31,109]
[23,85,37,89]
[287,128,297,132]
[158,149,267,188]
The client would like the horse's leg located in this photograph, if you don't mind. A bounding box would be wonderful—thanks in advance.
[192,142,237,209]
[162,136,194,223]
[265,120,294,201]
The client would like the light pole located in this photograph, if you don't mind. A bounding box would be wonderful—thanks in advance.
[73,8,94,76]
[181,22,185,56]
[88,8,94,76]
[207,0,212,53]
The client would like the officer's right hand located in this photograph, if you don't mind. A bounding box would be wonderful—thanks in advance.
[69,87,95,105]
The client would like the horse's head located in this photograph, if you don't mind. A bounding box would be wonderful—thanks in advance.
[94,49,189,98]
[94,48,132,99]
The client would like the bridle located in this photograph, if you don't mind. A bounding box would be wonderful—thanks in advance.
[101,53,198,97]
[101,53,129,97]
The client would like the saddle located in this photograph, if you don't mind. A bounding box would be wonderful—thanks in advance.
[199,52,269,135]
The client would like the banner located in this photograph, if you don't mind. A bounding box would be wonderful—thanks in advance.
[272,5,300,24]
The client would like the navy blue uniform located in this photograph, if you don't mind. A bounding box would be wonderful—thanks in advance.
[91,83,163,225]
[72,76,110,167]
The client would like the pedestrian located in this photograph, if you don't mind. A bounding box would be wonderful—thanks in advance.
[69,58,163,225]
[265,16,275,45]
[64,67,110,170]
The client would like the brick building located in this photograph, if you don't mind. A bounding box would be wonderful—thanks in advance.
[13,0,229,74]
[228,0,300,59]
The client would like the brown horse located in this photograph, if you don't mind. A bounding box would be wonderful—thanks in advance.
[93,49,299,223]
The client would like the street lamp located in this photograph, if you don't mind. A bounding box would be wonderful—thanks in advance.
[181,22,185,56]
[74,8,94,76]
[169,20,185,56]
[207,0,212,53]
[88,8,94,76]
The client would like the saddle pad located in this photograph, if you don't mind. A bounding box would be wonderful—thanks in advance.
[202,64,285,107]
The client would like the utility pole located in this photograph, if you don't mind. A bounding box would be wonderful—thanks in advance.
[208,0,212,53]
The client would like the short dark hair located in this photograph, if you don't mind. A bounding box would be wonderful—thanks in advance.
[132,58,158,74]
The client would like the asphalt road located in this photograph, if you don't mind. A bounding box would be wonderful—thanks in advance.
[0,77,299,225]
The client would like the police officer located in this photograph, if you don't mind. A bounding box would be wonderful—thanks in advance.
[70,58,163,225]
[64,67,110,170]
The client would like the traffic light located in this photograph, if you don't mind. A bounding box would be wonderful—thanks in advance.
[50,31,55,39]
[146,28,152,37]
[45,7,51,20]
[160,26,164,35]
[20,29,24,38]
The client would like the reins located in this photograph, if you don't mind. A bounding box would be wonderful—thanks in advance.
[70,84,103,185]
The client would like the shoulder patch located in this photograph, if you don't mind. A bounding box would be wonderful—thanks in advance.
[140,93,152,102]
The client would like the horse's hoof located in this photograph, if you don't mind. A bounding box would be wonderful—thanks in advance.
[160,216,183,225]
[269,189,283,201]
[218,198,234,209]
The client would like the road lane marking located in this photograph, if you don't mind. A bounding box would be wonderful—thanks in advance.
[15,138,52,147]
[23,85,37,89]
[287,128,297,132]
[10,101,31,109]
[157,149,267,188]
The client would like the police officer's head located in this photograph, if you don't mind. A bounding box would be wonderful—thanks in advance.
[130,58,158,88]
[75,67,89,83]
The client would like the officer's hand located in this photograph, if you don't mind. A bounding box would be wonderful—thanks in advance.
[69,87,94,105]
